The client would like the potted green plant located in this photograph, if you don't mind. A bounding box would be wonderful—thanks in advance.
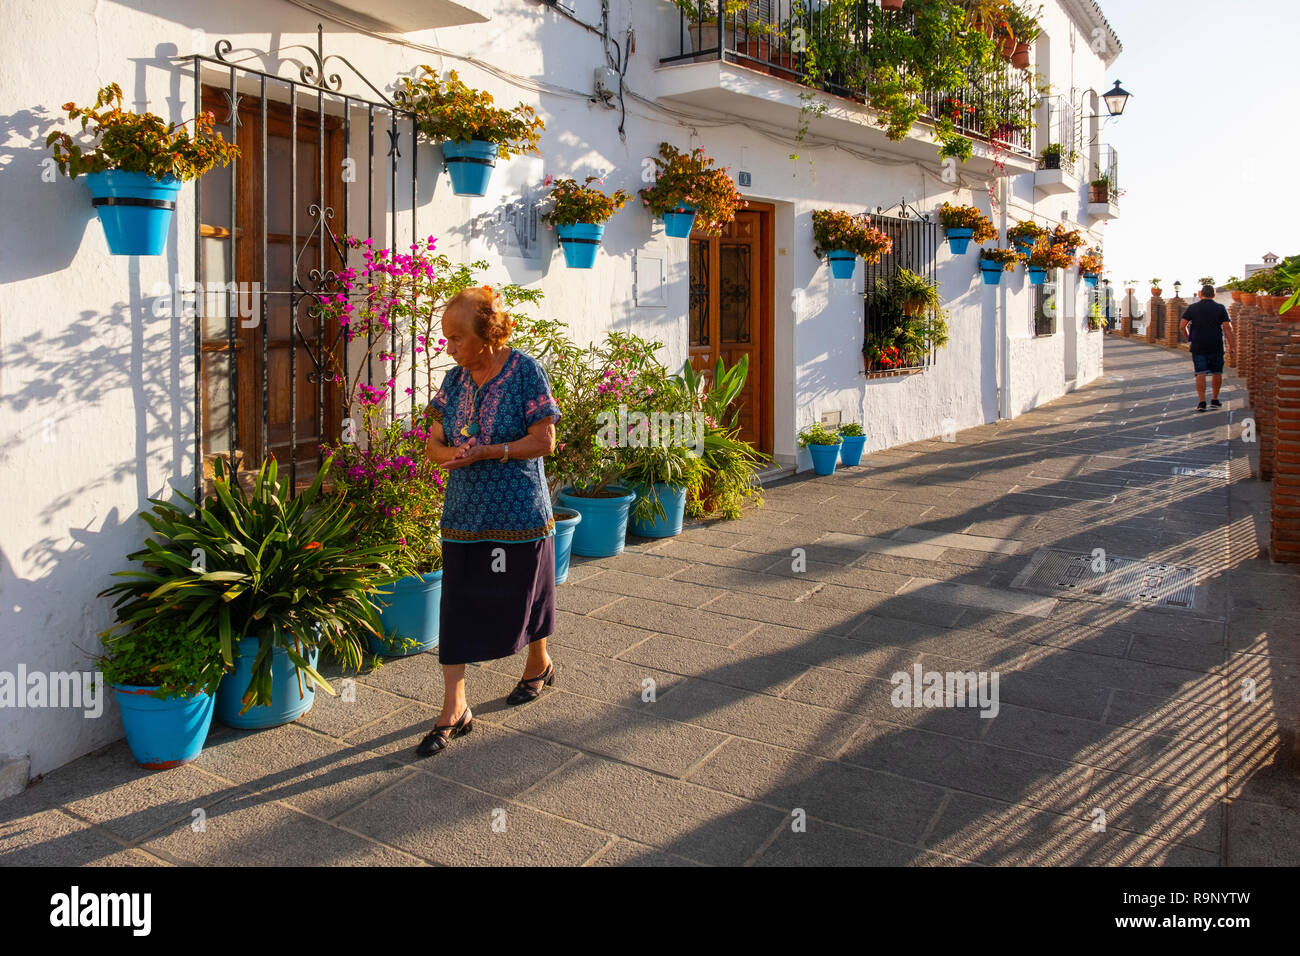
[812,208,893,279]
[1151,277,1164,298]
[396,67,544,197]
[799,421,843,476]
[639,142,746,237]
[979,246,1023,285]
[99,456,398,729]
[894,268,942,316]
[45,83,238,255]
[98,617,225,769]
[541,175,632,269]
[1008,219,1047,256]
[1078,248,1104,287]
[1006,3,1042,68]
[937,202,997,255]
[674,355,768,520]
[838,422,867,466]
[1089,173,1113,203]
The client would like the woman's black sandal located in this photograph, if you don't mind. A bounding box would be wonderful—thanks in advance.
[416,707,472,757]
[506,662,555,706]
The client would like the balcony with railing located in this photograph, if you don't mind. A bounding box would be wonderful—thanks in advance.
[1087,144,1121,220]
[657,1,1037,169]
[1033,94,1082,197]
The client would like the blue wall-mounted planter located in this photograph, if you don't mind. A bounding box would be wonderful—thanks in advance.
[1083,273,1099,288]
[1013,240,1034,257]
[827,251,857,280]
[113,686,215,769]
[442,139,498,196]
[556,485,637,557]
[663,204,697,238]
[946,228,975,255]
[556,222,604,269]
[1028,266,1047,286]
[370,570,443,656]
[553,508,582,583]
[215,638,320,730]
[84,171,182,256]
[980,261,1005,285]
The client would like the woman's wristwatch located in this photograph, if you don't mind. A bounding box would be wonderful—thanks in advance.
[501,443,510,462]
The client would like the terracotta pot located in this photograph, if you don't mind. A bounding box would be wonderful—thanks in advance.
[1242,293,1258,306]
[1151,287,1163,298]
[1089,184,1109,203]
[881,0,905,9]
[903,300,926,317]
[1000,35,1017,60]
[1231,290,1243,303]
[1012,42,1031,69]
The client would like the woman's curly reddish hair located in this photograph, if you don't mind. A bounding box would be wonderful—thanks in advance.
[446,285,514,347]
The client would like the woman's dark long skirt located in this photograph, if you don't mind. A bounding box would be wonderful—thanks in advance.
[438,536,556,665]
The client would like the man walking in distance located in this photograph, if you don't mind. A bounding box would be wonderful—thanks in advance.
[1180,284,1235,412]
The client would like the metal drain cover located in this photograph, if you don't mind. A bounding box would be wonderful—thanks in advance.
[1012,549,1201,611]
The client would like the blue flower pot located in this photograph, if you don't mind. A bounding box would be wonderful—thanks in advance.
[946,228,974,255]
[663,204,697,238]
[628,482,688,538]
[112,686,215,770]
[827,251,857,279]
[441,139,498,196]
[553,508,582,583]
[1083,273,1099,288]
[215,637,320,730]
[980,261,1005,285]
[556,485,637,557]
[556,223,604,269]
[84,171,182,256]
[1028,266,1047,286]
[1013,240,1033,257]
[808,441,842,476]
[370,570,443,656]
[839,434,867,467]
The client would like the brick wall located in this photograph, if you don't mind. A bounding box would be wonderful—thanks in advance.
[1271,343,1300,562]
[1166,297,1185,348]
[1227,301,1242,368]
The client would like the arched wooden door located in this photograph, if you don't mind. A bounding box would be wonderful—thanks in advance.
[687,204,773,454]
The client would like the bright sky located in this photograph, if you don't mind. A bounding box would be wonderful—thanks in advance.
[1098,0,1299,291]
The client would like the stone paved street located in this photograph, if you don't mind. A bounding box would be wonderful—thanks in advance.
[3,336,1298,866]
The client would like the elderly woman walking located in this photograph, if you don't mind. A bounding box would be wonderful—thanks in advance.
[418,285,561,756]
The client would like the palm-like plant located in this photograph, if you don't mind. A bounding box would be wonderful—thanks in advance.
[98,456,399,713]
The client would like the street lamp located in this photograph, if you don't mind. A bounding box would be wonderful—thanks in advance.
[1103,81,1133,117]
[1174,280,1183,298]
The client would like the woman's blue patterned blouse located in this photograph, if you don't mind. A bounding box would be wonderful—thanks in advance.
[430,349,561,544]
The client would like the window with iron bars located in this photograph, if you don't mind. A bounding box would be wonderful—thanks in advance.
[1033,279,1058,337]
[862,211,940,377]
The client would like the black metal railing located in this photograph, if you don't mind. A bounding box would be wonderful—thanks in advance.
[1039,94,1081,174]
[862,208,941,375]
[1151,298,1167,339]
[1091,144,1120,204]
[662,1,1035,156]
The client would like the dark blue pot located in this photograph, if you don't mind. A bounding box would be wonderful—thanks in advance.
[215,638,320,730]
[1014,240,1034,257]
[556,222,604,269]
[808,441,842,476]
[1028,266,1047,286]
[827,251,857,279]
[84,171,182,256]
[946,228,974,255]
[441,139,498,196]
[663,204,697,238]
[980,261,1005,285]
[370,570,443,656]
[553,508,582,583]
[628,482,688,538]
[1083,273,1099,288]
[113,686,214,769]
[839,434,867,467]
[556,485,637,557]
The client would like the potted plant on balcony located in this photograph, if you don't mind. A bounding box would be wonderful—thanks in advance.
[1089,173,1113,204]
[98,617,225,769]
[540,175,632,269]
[979,246,1023,285]
[45,83,238,256]
[99,456,397,730]
[837,422,867,466]
[1008,219,1047,256]
[937,202,997,255]
[640,142,746,238]
[798,421,843,477]
[811,208,893,279]
[1007,3,1042,68]
[1078,248,1104,287]
[396,67,544,197]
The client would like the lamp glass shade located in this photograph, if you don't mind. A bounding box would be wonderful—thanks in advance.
[1103,82,1132,116]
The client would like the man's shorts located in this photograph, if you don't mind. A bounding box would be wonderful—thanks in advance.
[1193,352,1225,375]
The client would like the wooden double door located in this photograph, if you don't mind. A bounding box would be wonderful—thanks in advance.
[687,204,773,454]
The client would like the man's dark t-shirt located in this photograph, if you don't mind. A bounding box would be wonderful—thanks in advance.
[1182,299,1231,354]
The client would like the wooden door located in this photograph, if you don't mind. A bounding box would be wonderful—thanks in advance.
[687,207,772,453]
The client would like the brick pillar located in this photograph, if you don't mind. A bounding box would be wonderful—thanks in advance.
[1166,297,1186,348]
[1120,290,1135,336]
[1241,305,1260,404]
[1273,343,1300,562]
[1145,296,1163,343]
[1227,301,1242,368]
[1256,311,1286,480]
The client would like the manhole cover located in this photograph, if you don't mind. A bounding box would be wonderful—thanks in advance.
[1012,549,1200,610]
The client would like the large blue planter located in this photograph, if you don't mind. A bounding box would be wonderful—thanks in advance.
[370,570,443,656]
[1083,273,1099,288]
[556,485,637,557]
[827,251,857,280]
[980,260,1005,286]
[441,139,498,196]
[663,203,697,238]
[84,171,182,256]
[113,686,215,770]
[807,441,842,476]
[946,228,975,256]
[553,508,582,583]
[215,638,320,730]
[839,434,867,467]
[1028,266,1047,286]
[628,482,688,538]
[556,223,605,269]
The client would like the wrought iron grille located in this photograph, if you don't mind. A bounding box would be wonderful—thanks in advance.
[190,25,427,501]
[862,207,940,376]
[1151,299,1167,340]
[1040,94,1080,174]
[1033,280,1058,337]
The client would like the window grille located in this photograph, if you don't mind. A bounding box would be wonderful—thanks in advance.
[1033,279,1058,337]
[862,210,940,378]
